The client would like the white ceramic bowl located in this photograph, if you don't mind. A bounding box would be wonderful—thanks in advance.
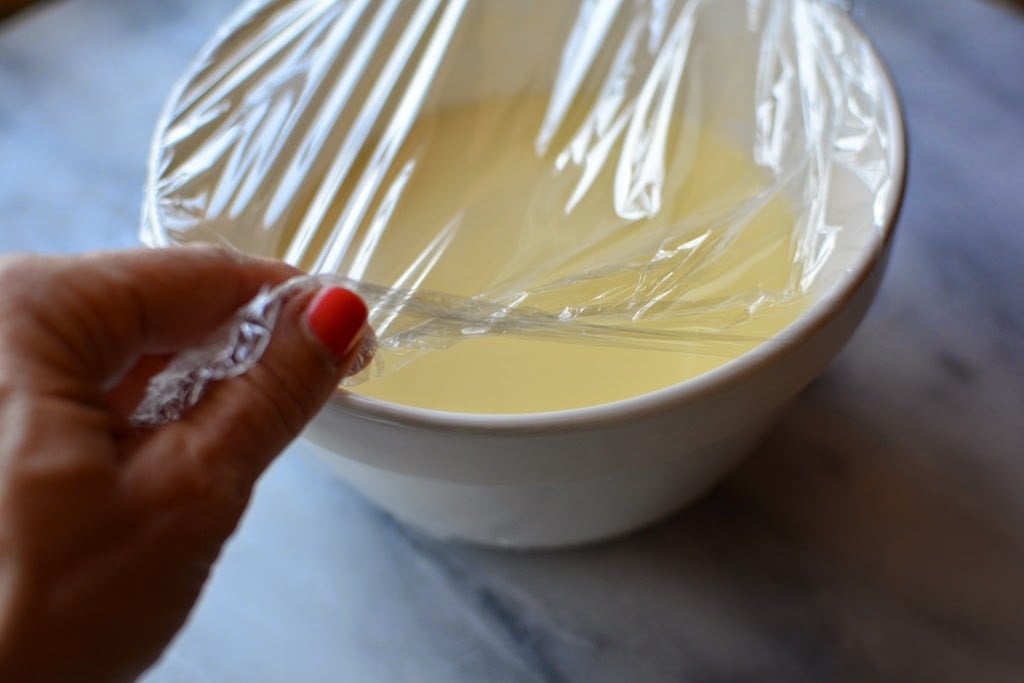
[301,21,905,550]
[148,0,906,548]
[305,245,900,549]
[299,15,909,548]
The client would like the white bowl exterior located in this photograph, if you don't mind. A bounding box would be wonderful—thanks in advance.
[305,427,769,548]
[304,247,891,547]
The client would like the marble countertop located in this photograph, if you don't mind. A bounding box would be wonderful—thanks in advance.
[2,0,1023,681]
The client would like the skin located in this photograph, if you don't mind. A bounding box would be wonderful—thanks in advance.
[0,246,366,682]
[0,1,33,19]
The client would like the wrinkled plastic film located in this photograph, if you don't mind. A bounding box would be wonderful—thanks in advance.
[142,0,893,383]
[130,281,287,426]
[131,275,379,426]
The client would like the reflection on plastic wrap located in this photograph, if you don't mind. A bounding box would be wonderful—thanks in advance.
[143,0,893,385]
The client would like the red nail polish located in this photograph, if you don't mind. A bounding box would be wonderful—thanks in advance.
[305,288,368,359]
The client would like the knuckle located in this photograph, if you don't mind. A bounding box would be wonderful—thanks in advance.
[0,254,44,299]
[0,255,23,283]
[174,243,244,276]
[0,256,68,349]
[0,252,35,274]
[181,242,236,260]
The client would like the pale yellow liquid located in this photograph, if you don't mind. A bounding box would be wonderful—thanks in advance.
[281,95,807,413]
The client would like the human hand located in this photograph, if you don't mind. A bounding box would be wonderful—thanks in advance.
[0,246,368,682]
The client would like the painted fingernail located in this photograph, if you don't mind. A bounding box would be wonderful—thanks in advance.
[305,287,368,359]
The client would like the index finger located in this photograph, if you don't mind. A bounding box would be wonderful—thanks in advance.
[0,246,301,387]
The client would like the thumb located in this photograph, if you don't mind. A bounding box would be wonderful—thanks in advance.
[126,286,368,507]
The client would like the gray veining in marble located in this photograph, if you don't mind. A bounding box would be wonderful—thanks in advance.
[1,0,1023,681]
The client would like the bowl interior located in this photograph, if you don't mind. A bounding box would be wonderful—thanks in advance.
[146,0,906,425]
[325,0,906,424]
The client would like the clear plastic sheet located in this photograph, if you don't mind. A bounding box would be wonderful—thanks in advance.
[142,0,893,385]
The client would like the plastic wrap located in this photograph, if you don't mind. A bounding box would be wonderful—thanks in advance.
[131,275,377,426]
[131,280,293,426]
[142,0,894,385]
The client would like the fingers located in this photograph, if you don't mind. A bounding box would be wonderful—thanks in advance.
[0,246,300,390]
[123,286,369,508]
[105,355,173,418]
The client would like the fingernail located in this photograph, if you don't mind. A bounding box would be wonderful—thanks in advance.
[305,287,368,359]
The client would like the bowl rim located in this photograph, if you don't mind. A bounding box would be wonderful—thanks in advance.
[323,4,909,434]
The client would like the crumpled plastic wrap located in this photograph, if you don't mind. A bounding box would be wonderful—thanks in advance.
[131,275,379,426]
[131,280,289,426]
[141,0,893,395]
